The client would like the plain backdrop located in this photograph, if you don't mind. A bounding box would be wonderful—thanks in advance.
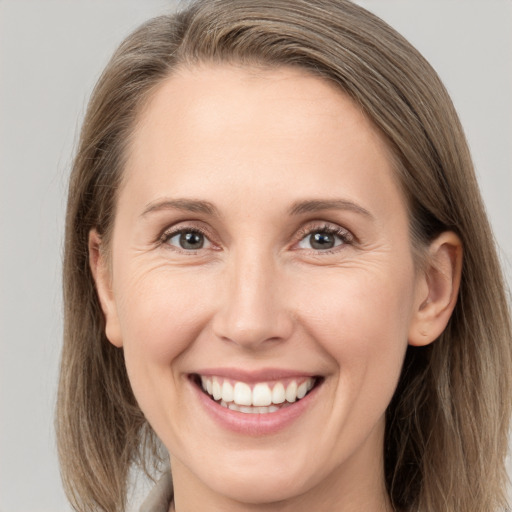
[0,1,510,511]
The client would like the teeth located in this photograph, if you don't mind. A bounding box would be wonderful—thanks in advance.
[272,382,285,404]
[285,381,297,403]
[212,379,222,400]
[252,383,272,406]
[221,380,234,402]
[199,375,316,410]
[221,402,283,414]
[297,381,308,399]
[234,381,252,406]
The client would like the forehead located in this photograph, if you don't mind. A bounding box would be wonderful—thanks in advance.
[132,64,383,156]
[120,64,404,221]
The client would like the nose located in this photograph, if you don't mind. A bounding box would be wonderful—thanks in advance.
[212,247,294,349]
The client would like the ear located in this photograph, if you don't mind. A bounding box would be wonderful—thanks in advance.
[408,231,463,347]
[88,230,123,347]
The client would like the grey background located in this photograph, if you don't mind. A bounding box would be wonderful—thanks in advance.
[0,1,510,511]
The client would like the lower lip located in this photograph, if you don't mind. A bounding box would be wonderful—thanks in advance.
[190,378,321,436]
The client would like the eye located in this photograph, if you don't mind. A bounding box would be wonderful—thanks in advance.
[164,229,212,251]
[297,226,352,251]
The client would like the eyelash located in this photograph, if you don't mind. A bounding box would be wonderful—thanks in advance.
[294,223,354,254]
[158,222,354,254]
[159,226,213,253]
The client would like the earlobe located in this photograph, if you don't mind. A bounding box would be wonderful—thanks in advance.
[88,230,123,348]
[408,231,463,347]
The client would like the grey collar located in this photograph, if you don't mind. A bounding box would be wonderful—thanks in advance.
[139,469,173,512]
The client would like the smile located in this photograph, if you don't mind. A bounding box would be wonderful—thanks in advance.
[193,375,318,414]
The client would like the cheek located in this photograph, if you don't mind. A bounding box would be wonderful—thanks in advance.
[112,269,217,437]
[114,269,213,398]
[295,267,414,384]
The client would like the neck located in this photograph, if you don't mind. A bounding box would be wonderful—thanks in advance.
[170,473,392,512]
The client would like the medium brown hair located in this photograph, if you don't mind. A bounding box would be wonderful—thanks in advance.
[57,1,512,510]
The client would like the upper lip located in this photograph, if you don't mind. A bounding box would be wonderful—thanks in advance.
[191,367,318,383]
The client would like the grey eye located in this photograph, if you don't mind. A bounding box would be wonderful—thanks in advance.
[167,230,211,250]
[298,230,344,250]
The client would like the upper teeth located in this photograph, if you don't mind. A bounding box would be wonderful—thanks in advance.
[200,376,315,406]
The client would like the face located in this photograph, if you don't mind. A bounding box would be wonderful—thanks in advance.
[93,65,431,509]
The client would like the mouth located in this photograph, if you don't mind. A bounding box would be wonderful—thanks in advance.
[190,373,322,414]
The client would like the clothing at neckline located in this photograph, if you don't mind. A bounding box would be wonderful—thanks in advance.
[139,469,173,512]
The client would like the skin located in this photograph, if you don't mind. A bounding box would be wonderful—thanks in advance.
[90,65,462,512]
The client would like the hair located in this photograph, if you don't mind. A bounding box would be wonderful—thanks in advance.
[56,1,512,511]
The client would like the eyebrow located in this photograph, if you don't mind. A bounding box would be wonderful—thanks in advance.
[288,199,373,218]
[141,197,372,219]
[141,198,219,217]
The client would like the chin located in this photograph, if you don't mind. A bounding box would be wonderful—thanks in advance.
[202,464,315,505]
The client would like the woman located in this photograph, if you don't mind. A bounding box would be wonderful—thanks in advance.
[56,1,512,511]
